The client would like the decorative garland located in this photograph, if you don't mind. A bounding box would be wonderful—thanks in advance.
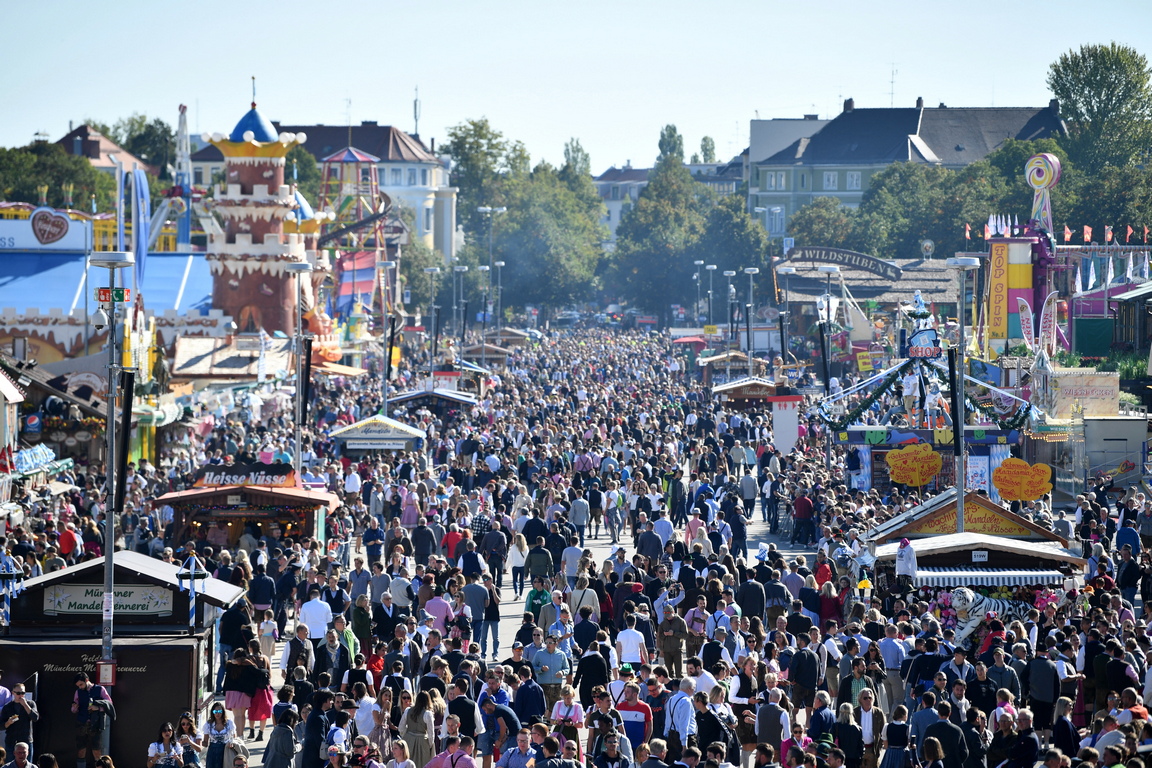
[815,357,1032,432]
[924,365,1033,431]
[818,359,915,430]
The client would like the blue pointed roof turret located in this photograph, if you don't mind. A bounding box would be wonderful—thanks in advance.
[229,102,279,143]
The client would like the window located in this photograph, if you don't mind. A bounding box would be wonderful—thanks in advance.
[846,171,861,190]
[611,186,620,200]
[823,172,838,190]
[769,207,786,234]
[424,208,433,233]
[193,167,203,185]
[407,169,417,186]
[390,168,402,185]
[421,168,429,186]
[776,172,786,190]
[763,172,775,190]
[800,174,806,189]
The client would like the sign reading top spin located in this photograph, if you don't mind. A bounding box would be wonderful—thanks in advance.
[193,463,297,488]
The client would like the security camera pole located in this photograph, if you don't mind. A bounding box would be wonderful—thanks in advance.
[88,250,134,664]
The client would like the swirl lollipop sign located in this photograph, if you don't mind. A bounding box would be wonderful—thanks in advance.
[1026,153,1061,233]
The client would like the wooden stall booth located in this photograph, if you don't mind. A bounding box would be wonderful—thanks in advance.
[329,414,426,458]
[157,476,340,548]
[0,551,244,760]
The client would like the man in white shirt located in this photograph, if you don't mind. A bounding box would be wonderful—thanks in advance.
[297,586,334,645]
[686,658,718,698]
[616,614,650,666]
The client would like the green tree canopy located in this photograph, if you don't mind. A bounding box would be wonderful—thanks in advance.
[0,142,115,211]
[700,136,716,164]
[286,144,321,206]
[441,118,518,236]
[1047,42,1152,172]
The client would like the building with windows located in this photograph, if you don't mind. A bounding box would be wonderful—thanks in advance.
[192,121,457,259]
[750,98,1066,237]
[56,125,152,174]
[593,165,650,243]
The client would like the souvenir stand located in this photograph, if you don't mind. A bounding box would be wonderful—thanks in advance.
[328,414,426,458]
[0,551,245,760]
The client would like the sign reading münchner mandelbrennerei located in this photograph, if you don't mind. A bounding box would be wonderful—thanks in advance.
[44,584,174,616]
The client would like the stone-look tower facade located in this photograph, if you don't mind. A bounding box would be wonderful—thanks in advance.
[203,104,308,334]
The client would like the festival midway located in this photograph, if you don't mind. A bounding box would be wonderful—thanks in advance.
[0,8,1151,768]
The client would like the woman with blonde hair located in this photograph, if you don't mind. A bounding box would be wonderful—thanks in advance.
[819,580,841,627]
[693,526,713,558]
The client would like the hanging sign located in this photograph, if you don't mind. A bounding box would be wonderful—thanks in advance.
[885,443,942,487]
[192,463,296,488]
[992,458,1053,501]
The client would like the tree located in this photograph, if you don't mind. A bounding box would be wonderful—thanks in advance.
[497,162,605,314]
[121,117,176,179]
[787,196,855,250]
[285,144,321,205]
[690,192,771,314]
[0,142,116,211]
[1047,42,1152,172]
[441,118,513,236]
[612,125,711,312]
[657,125,684,164]
[700,136,716,164]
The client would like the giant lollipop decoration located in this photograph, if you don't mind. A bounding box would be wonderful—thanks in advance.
[1026,153,1061,234]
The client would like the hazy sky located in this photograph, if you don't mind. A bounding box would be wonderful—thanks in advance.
[3,0,1150,173]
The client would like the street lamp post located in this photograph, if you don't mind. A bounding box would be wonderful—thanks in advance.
[693,260,705,325]
[423,267,441,373]
[744,268,759,376]
[477,265,490,369]
[817,264,840,473]
[723,270,736,343]
[88,249,134,663]
[286,262,313,480]
[453,265,469,338]
[947,256,981,533]
[478,206,506,330]
[705,264,716,325]
[776,266,796,361]
[494,260,506,330]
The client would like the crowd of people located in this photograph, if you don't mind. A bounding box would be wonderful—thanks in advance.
[0,328,1148,768]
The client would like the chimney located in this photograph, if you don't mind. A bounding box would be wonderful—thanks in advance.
[1049,98,1060,115]
[843,98,855,113]
[430,137,435,152]
[915,96,924,109]
[803,114,818,120]
[938,103,948,109]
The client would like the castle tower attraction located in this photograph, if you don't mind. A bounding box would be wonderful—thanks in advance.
[202,104,308,334]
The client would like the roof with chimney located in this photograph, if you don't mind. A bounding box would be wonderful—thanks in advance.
[595,167,651,183]
[761,99,1066,167]
[55,125,152,173]
[191,121,438,164]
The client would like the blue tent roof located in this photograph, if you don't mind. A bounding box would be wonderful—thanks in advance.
[229,105,279,143]
[0,251,214,314]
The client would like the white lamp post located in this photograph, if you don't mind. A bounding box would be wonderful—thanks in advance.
[946,256,981,533]
[705,264,717,325]
[817,265,840,472]
[777,266,796,360]
[744,268,760,376]
[286,262,313,480]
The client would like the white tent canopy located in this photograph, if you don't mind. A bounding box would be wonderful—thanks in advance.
[329,415,426,451]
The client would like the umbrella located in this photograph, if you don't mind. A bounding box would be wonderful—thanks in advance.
[673,336,707,353]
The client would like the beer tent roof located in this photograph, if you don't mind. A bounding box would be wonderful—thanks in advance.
[864,488,1068,545]
[328,414,427,448]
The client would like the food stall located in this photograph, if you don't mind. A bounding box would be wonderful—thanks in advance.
[329,414,426,458]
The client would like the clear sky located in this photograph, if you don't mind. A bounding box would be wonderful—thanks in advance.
[2,0,1150,173]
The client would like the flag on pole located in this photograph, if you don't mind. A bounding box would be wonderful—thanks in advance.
[984,224,991,240]
[1105,225,1114,243]
[1075,260,1083,294]
[1143,252,1150,280]
[1085,225,1094,242]
[1106,254,1115,286]
[1145,225,1149,243]
[1088,257,1097,289]
[1127,225,1134,244]
[1064,225,1072,242]
[1126,253,1134,282]
[964,223,971,240]
[1013,214,1019,235]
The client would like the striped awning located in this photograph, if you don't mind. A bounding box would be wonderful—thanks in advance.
[915,567,1067,587]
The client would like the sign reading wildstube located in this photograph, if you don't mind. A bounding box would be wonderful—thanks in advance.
[785,247,904,281]
[193,463,297,488]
